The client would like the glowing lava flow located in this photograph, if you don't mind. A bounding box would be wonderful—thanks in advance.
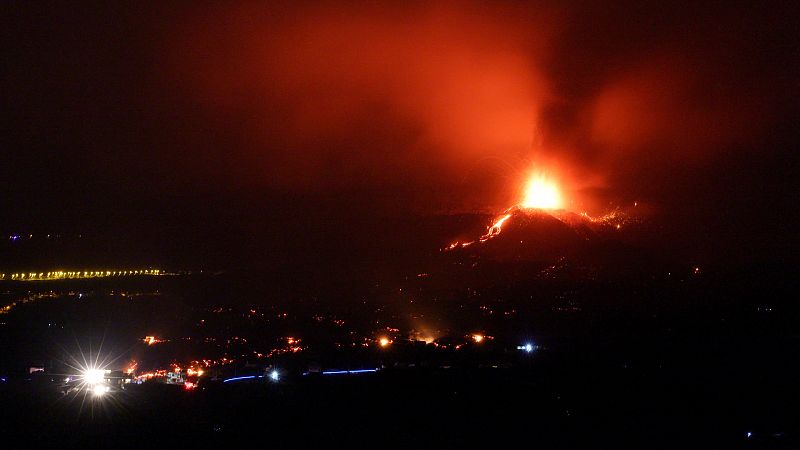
[479,213,512,243]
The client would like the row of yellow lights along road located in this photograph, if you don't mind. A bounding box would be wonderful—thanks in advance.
[0,269,161,281]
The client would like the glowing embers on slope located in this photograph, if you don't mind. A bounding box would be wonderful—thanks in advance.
[442,169,635,251]
[444,206,633,251]
[577,209,630,230]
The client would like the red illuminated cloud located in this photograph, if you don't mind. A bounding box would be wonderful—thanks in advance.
[168,3,558,205]
[164,2,797,212]
[589,53,767,164]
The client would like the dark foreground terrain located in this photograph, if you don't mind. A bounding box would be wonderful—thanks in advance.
[2,334,798,450]
[1,259,798,449]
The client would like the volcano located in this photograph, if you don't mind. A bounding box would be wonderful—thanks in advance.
[474,209,588,260]
[437,206,666,280]
[445,207,624,260]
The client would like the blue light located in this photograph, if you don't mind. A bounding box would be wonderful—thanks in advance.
[517,343,535,353]
[746,431,753,439]
[223,375,257,383]
[322,368,379,375]
[269,370,280,381]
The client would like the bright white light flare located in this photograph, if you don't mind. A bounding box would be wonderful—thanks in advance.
[92,385,110,396]
[83,369,106,385]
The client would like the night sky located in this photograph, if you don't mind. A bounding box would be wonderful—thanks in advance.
[3,1,799,268]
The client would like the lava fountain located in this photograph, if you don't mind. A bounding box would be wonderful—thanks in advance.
[443,166,634,252]
[520,173,563,210]
[445,169,571,250]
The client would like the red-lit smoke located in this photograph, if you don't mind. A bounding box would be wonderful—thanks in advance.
[165,1,797,214]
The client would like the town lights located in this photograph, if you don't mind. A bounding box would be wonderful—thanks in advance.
[472,334,484,343]
[269,370,280,381]
[378,337,391,347]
